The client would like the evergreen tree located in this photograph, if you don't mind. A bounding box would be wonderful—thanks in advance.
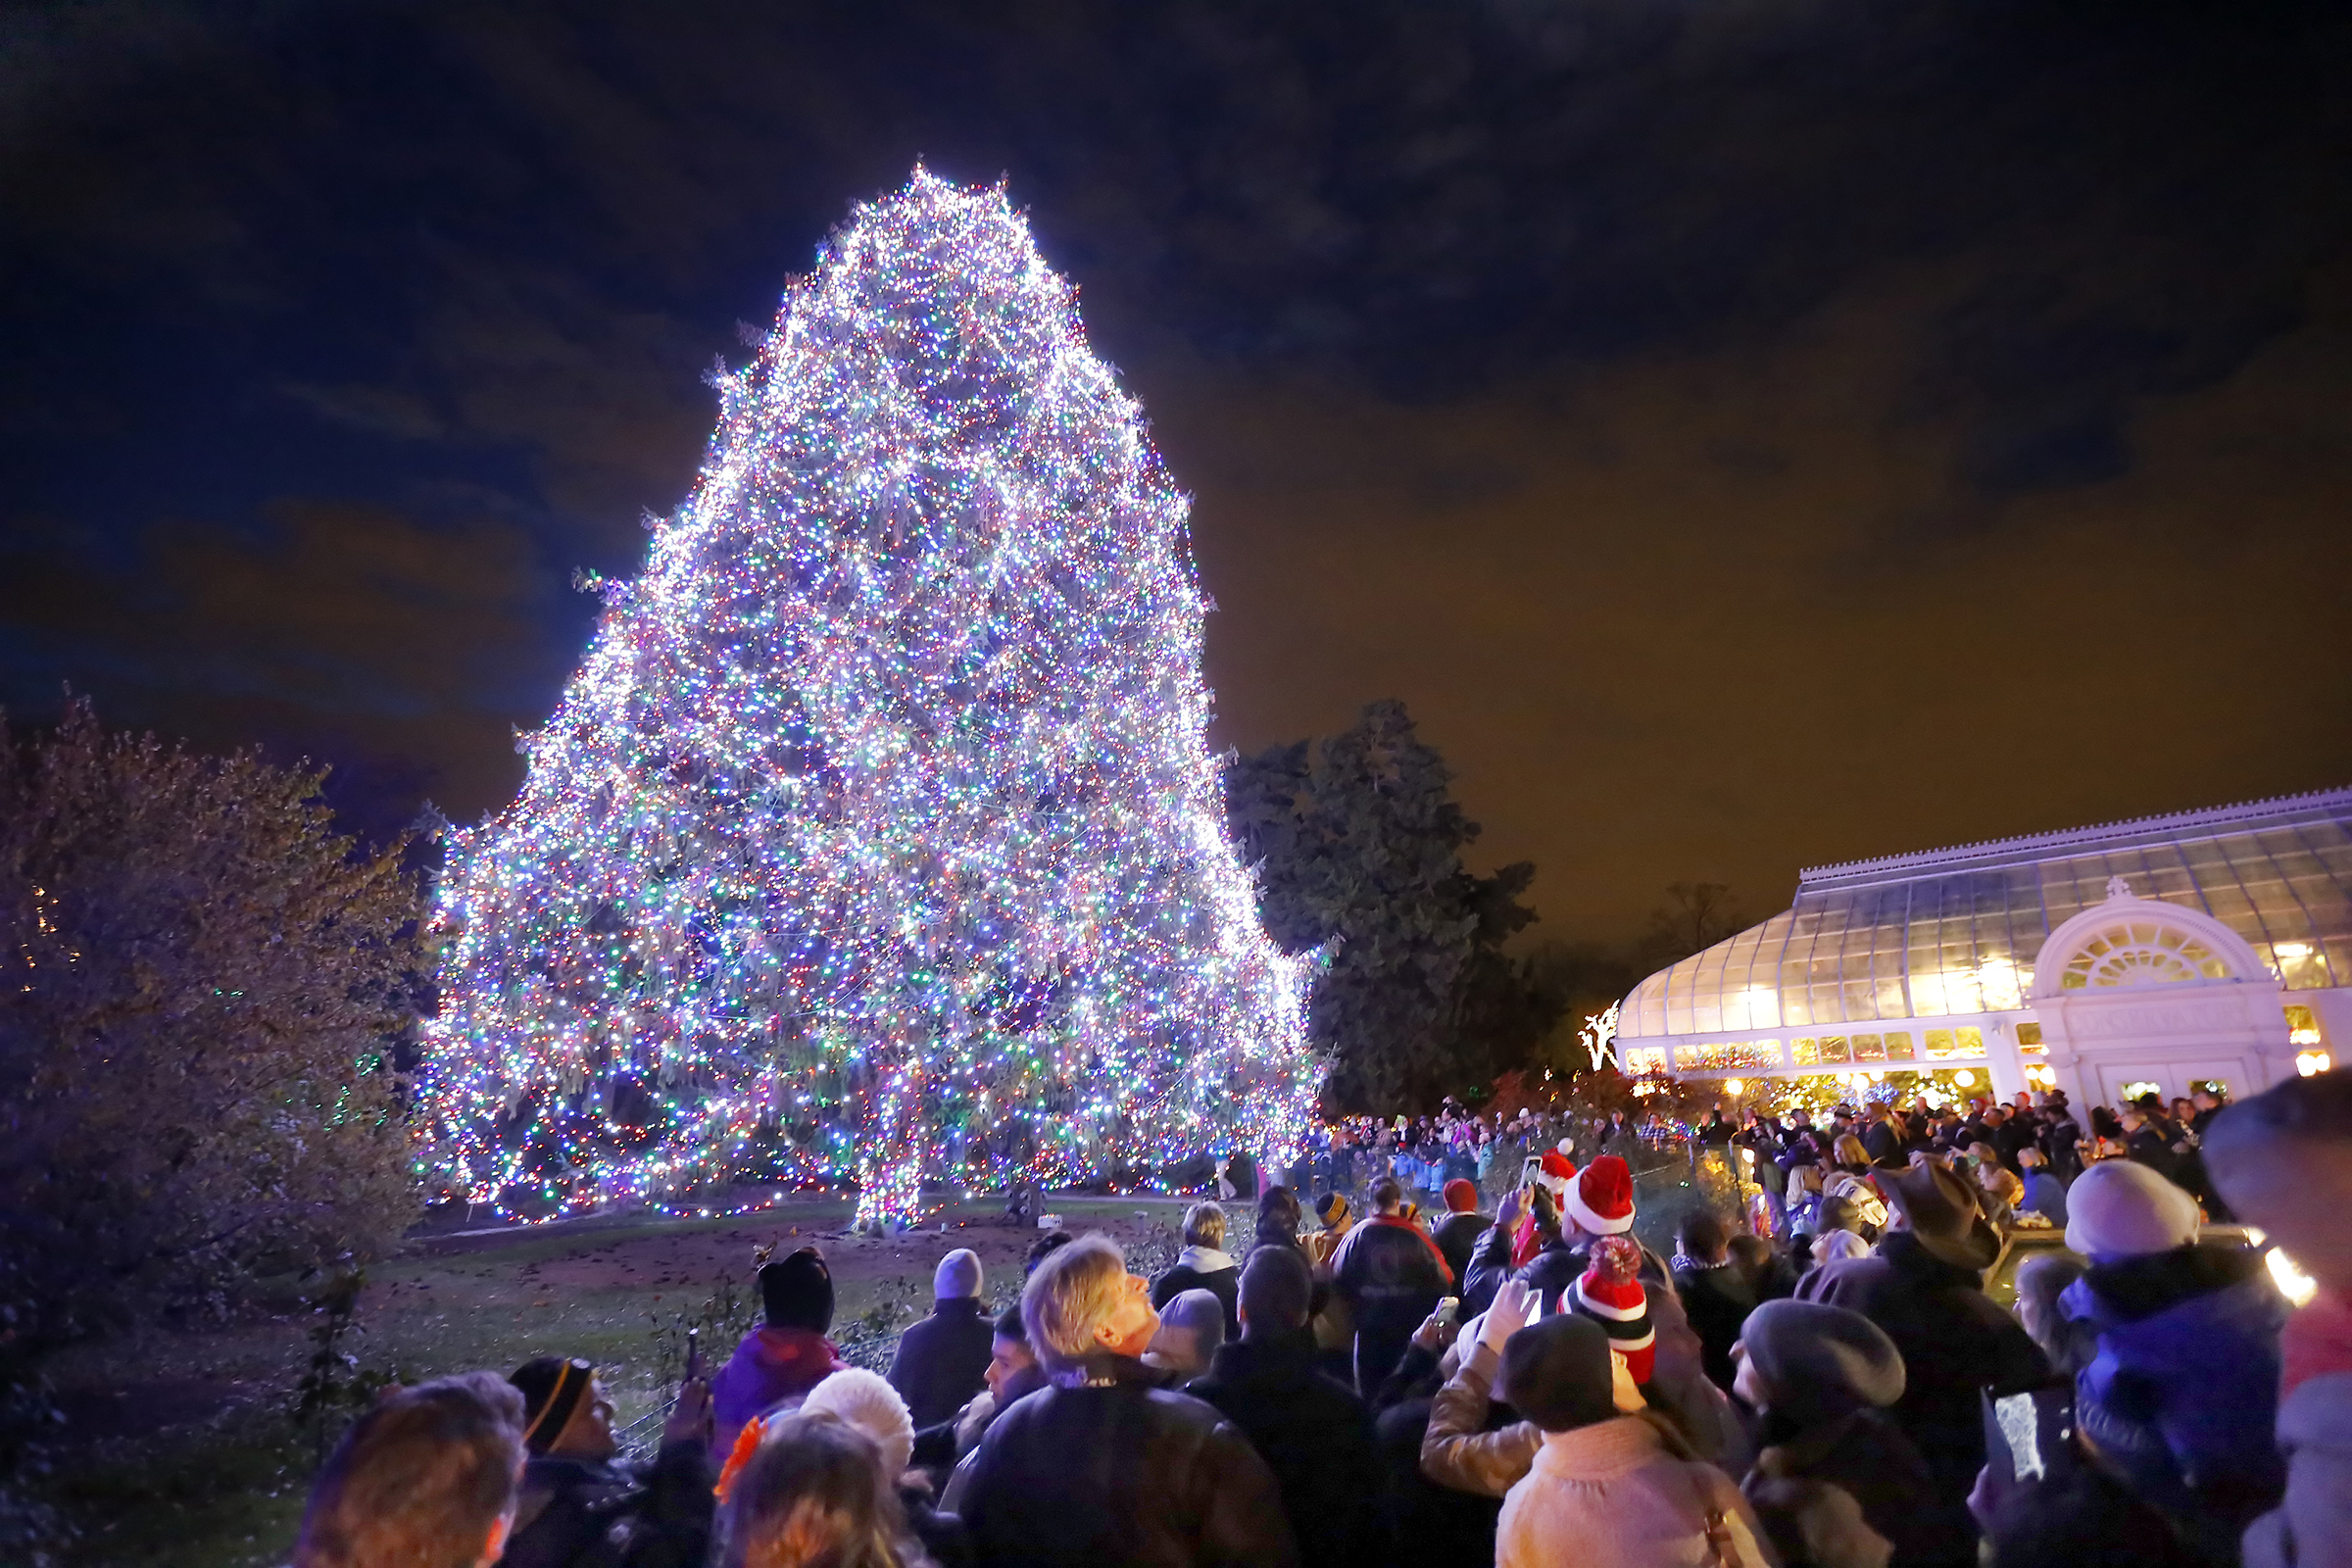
[423,172,1318,1225]
[1227,700,1549,1110]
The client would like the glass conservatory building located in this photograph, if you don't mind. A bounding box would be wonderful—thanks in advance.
[1615,786,2352,1108]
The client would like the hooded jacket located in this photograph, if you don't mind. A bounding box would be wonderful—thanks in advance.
[710,1324,846,1456]
[1744,1409,1966,1568]
[2062,1242,2286,1533]
[1152,1246,1242,1343]
[1332,1214,1453,1394]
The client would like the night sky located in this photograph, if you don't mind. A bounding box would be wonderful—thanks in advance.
[5,1,2349,941]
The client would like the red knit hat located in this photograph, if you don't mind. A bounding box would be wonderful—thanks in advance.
[1443,1178,1481,1213]
[1572,1233,1655,1384]
[1566,1153,1636,1236]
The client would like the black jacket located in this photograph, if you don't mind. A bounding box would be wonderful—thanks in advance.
[500,1439,711,1568]
[1795,1231,2051,1507]
[890,1297,998,1431]
[1151,1259,1243,1344]
[1671,1260,1758,1391]
[1332,1218,1451,1395]
[1188,1336,1388,1567]
[1461,1221,1585,1321]
[961,1371,1298,1568]
[1431,1209,1490,1289]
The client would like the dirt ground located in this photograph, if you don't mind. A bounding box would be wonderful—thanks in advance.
[33,1192,1195,1568]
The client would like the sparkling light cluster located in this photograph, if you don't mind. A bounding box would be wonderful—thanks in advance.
[421,171,1321,1225]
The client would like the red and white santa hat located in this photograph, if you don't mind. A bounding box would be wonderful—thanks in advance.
[1566,1153,1636,1236]
[1536,1149,1577,1203]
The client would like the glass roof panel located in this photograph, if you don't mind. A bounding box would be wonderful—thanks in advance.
[1615,787,2352,1036]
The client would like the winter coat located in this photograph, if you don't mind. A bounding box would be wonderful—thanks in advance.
[1861,1121,1904,1170]
[1379,1396,1503,1565]
[1741,1128,1789,1196]
[1332,1215,1453,1395]
[1743,1409,1970,1568]
[1496,1413,1776,1568]
[1152,1247,1243,1343]
[1463,1219,1584,1320]
[2061,1242,2287,1535]
[1421,1340,1544,1497]
[1671,1260,1758,1392]
[959,1367,1298,1568]
[1432,1209,1491,1289]
[501,1438,712,1568]
[1795,1231,2049,1508]
[710,1325,846,1456]
[889,1297,998,1431]
[1188,1334,1388,1567]
[2020,1171,2068,1228]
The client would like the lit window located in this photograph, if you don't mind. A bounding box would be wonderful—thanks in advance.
[2016,1022,2043,1047]
[2286,1004,2322,1047]
[1955,1026,1984,1055]
[1884,1031,1915,1061]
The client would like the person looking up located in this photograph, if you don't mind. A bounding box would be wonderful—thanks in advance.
[293,1371,526,1568]
[503,1355,713,1568]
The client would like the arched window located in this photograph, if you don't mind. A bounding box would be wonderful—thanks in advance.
[2056,919,2233,990]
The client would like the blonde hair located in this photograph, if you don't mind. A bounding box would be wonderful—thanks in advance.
[1021,1234,1131,1377]
[1182,1201,1227,1250]
[1834,1134,1871,1167]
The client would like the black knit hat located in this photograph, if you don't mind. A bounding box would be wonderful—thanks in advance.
[1740,1299,1904,1423]
[511,1356,595,1454]
[759,1246,834,1332]
[1499,1314,1617,1434]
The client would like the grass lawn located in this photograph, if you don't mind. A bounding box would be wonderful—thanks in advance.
[31,1194,1187,1568]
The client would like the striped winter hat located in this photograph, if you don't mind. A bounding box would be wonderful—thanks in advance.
[1571,1233,1654,1385]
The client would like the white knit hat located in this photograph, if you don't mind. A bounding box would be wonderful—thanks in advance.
[800,1368,914,1478]
[933,1247,984,1300]
[2065,1160,2199,1261]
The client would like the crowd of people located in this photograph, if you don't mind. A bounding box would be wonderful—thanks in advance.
[286,1069,2346,1568]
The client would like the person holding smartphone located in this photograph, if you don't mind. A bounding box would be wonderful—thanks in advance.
[501,1353,714,1568]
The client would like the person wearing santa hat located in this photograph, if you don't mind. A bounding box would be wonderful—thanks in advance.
[1571,1233,1656,1389]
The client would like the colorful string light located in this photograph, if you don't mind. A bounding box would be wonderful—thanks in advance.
[420,171,1321,1227]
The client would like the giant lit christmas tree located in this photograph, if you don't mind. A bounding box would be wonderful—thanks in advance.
[422,172,1320,1225]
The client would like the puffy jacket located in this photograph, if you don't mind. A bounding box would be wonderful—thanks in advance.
[2062,1242,2286,1535]
[1462,1221,1584,1321]
[501,1438,711,1568]
[960,1367,1298,1568]
[1188,1334,1388,1567]
[888,1296,997,1431]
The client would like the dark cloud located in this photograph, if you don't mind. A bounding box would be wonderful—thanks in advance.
[3,0,2348,932]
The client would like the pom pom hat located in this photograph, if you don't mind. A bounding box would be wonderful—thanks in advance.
[1573,1233,1655,1383]
[1567,1153,1636,1236]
